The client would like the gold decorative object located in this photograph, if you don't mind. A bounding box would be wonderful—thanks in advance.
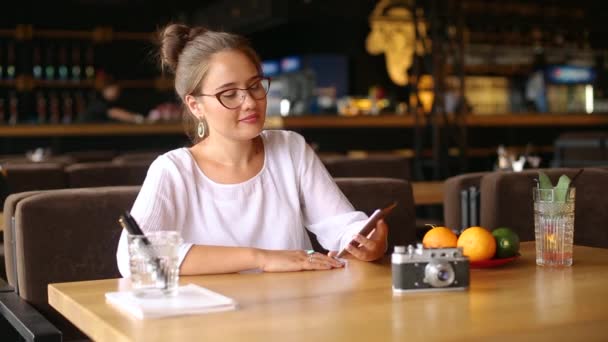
[366,0,428,86]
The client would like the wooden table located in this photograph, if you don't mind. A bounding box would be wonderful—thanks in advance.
[48,242,608,341]
[412,181,444,205]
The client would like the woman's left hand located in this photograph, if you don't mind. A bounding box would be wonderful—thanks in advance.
[329,219,389,262]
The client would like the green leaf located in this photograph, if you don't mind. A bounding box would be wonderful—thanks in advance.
[554,174,571,202]
[538,171,553,189]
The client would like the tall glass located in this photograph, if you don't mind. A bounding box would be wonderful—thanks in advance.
[128,231,182,296]
[533,188,575,267]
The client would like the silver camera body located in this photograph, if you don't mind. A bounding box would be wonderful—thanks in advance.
[392,244,469,293]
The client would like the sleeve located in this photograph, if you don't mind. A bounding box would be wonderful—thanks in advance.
[293,133,368,252]
[116,156,193,277]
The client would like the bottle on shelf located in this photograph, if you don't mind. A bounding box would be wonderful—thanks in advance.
[84,45,95,80]
[44,44,56,81]
[6,42,16,80]
[33,43,43,80]
[62,91,73,123]
[36,91,47,123]
[8,91,18,125]
[0,97,5,123]
[0,41,4,80]
[71,42,82,82]
[74,91,86,120]
[48,91,60,124]
[58,44,69,81]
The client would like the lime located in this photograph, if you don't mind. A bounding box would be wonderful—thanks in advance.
[492,227,520,258]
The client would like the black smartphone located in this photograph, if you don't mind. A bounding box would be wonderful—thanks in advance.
[336,202,397,258]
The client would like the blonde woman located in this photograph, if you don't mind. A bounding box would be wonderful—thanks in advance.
[116,24,388,275]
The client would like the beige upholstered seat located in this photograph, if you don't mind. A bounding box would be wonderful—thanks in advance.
[65,162,150,188]
[112,151,163,165]
[8,186,140,340]
[479,168,608,248]
[321,155,411,181]
[443,172,489,232]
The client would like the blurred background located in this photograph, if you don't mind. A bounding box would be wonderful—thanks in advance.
[1,0,607,178]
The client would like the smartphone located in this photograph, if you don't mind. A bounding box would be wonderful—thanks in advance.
[336,202,397,258]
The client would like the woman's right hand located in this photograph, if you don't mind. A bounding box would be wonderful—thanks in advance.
[257,249,344,272]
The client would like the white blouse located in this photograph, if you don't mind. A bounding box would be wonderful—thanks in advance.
[116,130,368,276]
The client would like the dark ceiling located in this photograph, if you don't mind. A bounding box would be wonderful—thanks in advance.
[3,0,608,49]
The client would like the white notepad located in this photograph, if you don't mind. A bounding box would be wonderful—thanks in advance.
[105,284,238,319]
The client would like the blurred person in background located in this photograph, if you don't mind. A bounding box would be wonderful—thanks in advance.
[80,80,145,123]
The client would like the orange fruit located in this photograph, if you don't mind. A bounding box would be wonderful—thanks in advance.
[457,226,496,262]
[422,226,458,248]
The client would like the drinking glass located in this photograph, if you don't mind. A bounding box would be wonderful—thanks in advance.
[127,231,182,296]
[533,188,575,267]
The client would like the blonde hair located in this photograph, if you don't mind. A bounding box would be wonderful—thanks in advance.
[158,23,262,143]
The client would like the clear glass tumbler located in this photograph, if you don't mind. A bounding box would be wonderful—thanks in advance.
[533,188,575,267]
[127,231,182,296]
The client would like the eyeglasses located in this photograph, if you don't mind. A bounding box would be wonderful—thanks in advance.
[195,77,271,110]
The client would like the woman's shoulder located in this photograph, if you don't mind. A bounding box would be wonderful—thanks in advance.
[262,130,313,174]
[262,129,307,150]
[147,147,193,179]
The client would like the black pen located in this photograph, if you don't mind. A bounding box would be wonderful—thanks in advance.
[119,211,150,244]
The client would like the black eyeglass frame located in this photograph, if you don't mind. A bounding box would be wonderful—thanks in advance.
[194,76,271,110]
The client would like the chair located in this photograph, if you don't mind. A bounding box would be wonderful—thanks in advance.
[307,178,416,253]
[1,163,67,196]
[112,151,162,165]
[65,150,116,163]
[479,168,608,248]
[3,191,45,283]
[1,186,140,341]
[0,191,55,341]
[443,172,489,232]
[0,155,75,166]
[65,162,150,188]
[0,163,68,282]
[552,132,608,167]
[321,155,411,181]
[0,163,68,217]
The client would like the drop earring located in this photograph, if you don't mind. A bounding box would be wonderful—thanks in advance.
[197,119,206,138]
[196,118,208,139]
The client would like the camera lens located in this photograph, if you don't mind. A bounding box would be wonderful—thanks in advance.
[437,269,450,282]
[424,261,455,288]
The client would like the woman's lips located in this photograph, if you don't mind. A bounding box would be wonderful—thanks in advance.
[239,114,260,123]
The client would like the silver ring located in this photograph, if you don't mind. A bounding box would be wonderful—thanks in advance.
[306,249,315,263]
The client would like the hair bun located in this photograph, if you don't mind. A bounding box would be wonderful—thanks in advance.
[159,24,207,73]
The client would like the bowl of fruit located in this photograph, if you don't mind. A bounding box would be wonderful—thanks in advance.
[422,225,520,268]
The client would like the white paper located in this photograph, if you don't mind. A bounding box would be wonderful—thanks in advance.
[105,284,237,319]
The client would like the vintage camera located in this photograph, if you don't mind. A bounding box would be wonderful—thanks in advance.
[392,244,469,293]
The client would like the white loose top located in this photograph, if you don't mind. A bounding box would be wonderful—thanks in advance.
[116,130,368,276]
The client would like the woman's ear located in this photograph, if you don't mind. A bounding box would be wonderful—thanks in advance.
[184,94,201,117]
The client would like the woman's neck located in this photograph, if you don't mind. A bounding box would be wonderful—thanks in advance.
[195,133,262,169]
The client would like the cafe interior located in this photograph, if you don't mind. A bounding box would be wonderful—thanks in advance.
[1,0,607,341]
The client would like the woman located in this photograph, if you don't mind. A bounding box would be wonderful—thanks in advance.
[116,24,388,276]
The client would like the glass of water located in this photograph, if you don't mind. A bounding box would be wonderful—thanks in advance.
[533,188,575,267]
[128,231,182,296]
